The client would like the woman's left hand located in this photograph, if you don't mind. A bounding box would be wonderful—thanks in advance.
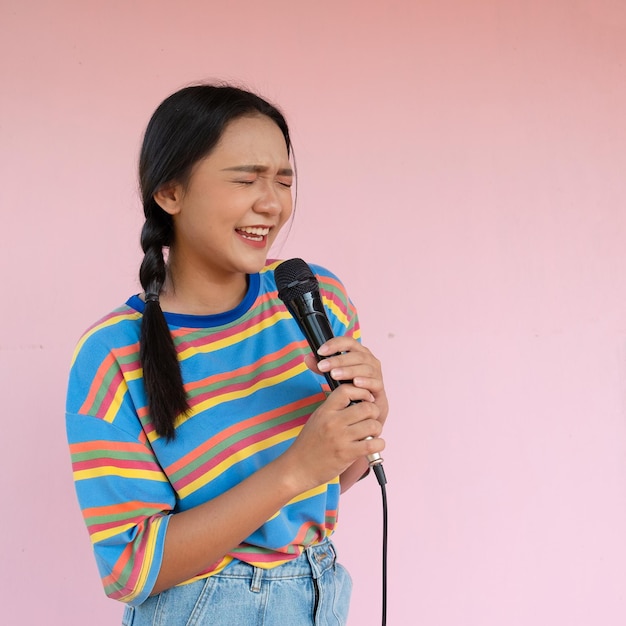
[304,336,388,490]
[304,336,388,427]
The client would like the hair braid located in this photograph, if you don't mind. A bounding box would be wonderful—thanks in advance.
[138,204,189,440]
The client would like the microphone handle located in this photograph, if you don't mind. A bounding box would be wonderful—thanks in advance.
[294,308,385,472]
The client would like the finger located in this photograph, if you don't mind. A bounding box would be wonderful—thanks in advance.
[358,435,385,458]
[317,350,378,370]
[347,416,383,441]
[345,432,386,459]
[318,358,382,388]
[325,384,375,409]
[316,336,368,357]
[317,347,379,370]
[351,375,385,394]
[340,396,381,426]
[305,353,382,393]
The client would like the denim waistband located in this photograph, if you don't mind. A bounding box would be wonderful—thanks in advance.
[213,540,337,584]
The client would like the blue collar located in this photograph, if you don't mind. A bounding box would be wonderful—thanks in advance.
[126,272,261,328]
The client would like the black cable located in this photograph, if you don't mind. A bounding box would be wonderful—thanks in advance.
[380,481,388,626]
[372,464,388,626]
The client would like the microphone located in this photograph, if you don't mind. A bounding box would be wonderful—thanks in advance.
[275,258,386,485]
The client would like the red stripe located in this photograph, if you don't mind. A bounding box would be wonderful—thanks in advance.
[173,413,308,492]
[166,394,324,475]
[74,458,162,473]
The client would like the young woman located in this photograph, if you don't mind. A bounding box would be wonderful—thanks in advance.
[66,84,388,625]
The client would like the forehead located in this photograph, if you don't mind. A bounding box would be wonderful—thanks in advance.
[212,114,289,162]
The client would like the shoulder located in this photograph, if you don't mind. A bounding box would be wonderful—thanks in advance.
[70,301,142,371]
[66,300,144,418]
[74,301,142,346]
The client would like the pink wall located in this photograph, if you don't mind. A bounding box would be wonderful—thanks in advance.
[2,1,626,624]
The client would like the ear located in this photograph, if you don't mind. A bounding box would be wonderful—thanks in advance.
[153,182,184,215]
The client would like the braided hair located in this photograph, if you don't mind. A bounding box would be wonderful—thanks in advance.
[138,84,292,439]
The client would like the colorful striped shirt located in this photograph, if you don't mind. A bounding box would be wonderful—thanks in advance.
[66,260,360,606]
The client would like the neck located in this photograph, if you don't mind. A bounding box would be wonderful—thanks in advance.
[158,257,249,316]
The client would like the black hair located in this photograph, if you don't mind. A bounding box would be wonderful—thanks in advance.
[138,84,292,440]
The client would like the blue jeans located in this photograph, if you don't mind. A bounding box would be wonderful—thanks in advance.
[122,540,352,625]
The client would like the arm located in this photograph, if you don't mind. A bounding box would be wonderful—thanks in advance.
[153,380,383,593]
[69,379,383,601]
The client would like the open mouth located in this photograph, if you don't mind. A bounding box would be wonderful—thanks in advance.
[236,226,270,242]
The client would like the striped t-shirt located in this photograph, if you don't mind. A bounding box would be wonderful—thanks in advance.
[66,260,360,606]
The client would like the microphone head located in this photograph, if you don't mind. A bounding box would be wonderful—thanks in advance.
[275,258,319,302]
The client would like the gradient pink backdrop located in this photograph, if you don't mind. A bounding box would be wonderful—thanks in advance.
[2,1,626,624]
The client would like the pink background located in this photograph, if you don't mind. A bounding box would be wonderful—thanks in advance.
[2,1,626,624]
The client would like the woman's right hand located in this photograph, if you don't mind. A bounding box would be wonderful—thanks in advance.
[281,383,385,493]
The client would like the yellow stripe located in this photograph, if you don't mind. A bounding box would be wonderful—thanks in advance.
[266,483,332,521]
[190,363,307,415]
[90,522,137,544]
[263,260,282,271]
[323,297,349,327]
[177,310,291,360]
[71,311,141,367]
[74,467,169,482]
[178,425,304,499]
[287,483,329,505]
[149,362,309,442]
[134,516,162,598]
[178,556,233,585]
[247,556,293,568]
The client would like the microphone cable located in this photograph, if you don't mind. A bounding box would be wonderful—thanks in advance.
[373,464,388,626]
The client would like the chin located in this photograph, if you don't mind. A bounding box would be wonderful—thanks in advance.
[238,255,270,275]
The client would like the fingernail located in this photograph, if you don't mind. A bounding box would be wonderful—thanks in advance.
[317,359,330,371]
[317,344,330,356]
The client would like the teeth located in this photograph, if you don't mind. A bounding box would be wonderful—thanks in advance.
[238,227,270,236]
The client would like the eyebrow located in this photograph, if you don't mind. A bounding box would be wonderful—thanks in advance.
[221,165,294,176]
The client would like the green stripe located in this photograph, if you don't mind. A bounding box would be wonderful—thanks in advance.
[185,346,304,401]
[72,449,155,463]
[89,350,140,414]
[170,400,317,483]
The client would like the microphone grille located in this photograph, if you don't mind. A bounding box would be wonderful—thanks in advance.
[275,258,319,301]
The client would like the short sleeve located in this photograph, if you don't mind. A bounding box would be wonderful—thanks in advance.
[66,312,176,605]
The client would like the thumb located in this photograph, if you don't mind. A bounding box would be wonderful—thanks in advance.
[303,353,321,375]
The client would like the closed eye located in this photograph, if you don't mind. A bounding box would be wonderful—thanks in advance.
[223,164,293,189]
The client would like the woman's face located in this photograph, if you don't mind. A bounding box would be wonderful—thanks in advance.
[160,114,293,283]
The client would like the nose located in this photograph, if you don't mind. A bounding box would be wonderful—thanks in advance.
[253,179,289,216]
